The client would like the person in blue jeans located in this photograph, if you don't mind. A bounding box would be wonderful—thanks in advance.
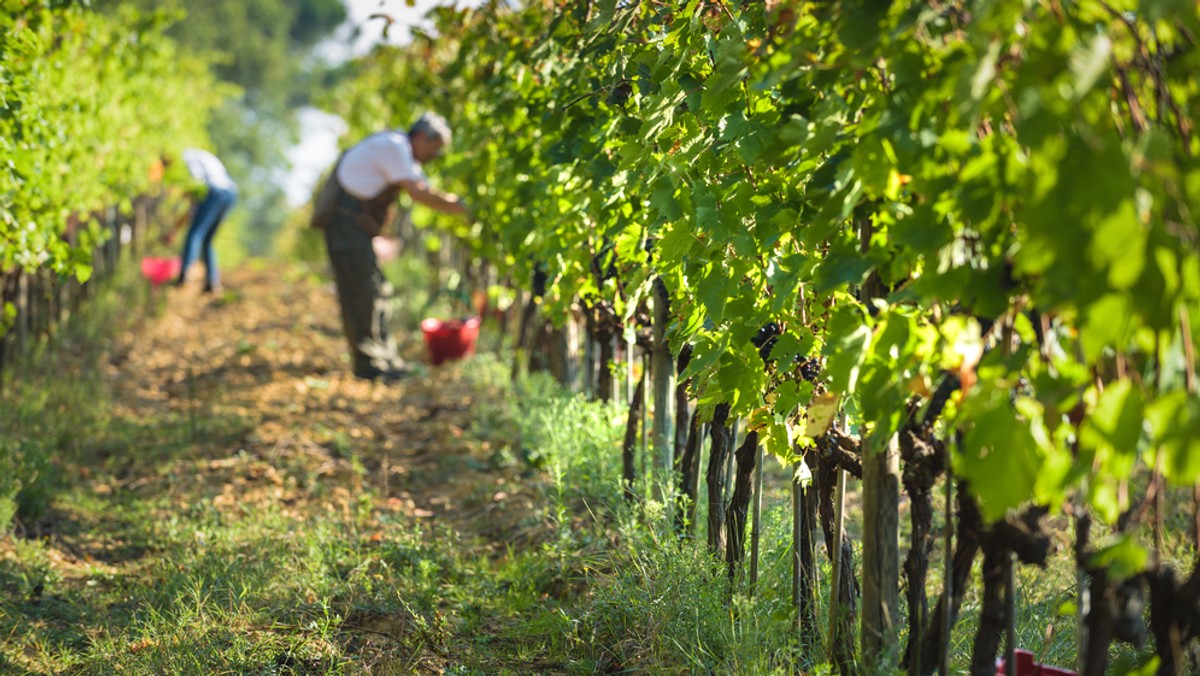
[168,148,237,293]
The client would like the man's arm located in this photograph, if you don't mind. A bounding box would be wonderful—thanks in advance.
[397,179,468,216]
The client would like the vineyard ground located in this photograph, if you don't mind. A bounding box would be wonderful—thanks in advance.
[0,261,596,673]
[0,258,1192,673]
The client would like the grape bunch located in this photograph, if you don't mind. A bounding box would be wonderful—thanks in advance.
[798,357,821,383]
[751,322,782,364]
[532,266,548,299]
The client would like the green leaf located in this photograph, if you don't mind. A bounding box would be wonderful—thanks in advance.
[1089,533,1149,582]
[958,389,1044,523]
[1090,198,1145,290]
[772,380,813,416]
[693,185,729,240]
[696,267,736,324]
[1146,390,1200,486]
[1080,294,1135,364]
[755,411,794,463]
[657,219,696,262]
[650,180,683,222]
[1079,379,1144,489]
[822,304,871,395]
[814,236,873,294]
[767,330,812,367]
[969,39,1001,101]
[723,112,771,164]
[681,331,729,383]
[1070,34,1112,101]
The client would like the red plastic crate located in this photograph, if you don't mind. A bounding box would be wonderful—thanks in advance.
[140,256,181,286]
[420,316,480,365]
[996,649,1077,676]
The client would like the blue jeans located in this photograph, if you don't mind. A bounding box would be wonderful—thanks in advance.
[177,186,236,288]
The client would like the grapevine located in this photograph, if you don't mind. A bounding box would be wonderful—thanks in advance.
[326,1,1199,671]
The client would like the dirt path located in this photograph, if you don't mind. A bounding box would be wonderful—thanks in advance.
[106,265,541,550]
[6,263,566,673]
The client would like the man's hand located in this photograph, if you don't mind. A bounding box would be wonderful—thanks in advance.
[398,179,469,217]
[372,236,400,262]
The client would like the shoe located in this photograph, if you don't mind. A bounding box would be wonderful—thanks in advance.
[203,282,224,294]
[354,365,412,383]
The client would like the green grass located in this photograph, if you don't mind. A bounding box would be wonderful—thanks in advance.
[463,355,1187,674]
[0,463,594,673]
[1,254,1192,674]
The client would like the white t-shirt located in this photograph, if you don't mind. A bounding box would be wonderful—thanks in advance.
[336,130,427,200]
[182,148,236,191]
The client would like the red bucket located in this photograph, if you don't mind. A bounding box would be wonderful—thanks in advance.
[140,256,181,286]
[996,650,1076,676]
[420,316,481,365]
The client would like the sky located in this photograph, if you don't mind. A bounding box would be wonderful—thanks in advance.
[283,0,479,207]
[316,0,463,63]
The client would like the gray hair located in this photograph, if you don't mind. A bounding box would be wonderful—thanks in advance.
[410,112,452,145]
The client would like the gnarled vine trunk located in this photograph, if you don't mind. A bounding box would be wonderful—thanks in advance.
[725,431,758,583]
[676,408,702,535]
[706,403,733,556]
[621,375,645,503]
[818,450,858,672]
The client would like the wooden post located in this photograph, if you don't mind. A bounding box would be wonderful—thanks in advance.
[0,271,20,387]
[861,434,902,666]
[133,195,148,256]
[558,311,578,389]
[626,334,635,405]
[749,440,765,595]
[859,211,901,668]
[32,270,46,339]
[805,463,821,637]
[651,278,673,483]
[1076,482,1090,676]
[828,466,848,660]
[16,270,27,364]
[1005,553,1017,676]
[107,206,120,271]
[723,419,738,506]
[640,351,649,480]
[55,275,66,332]
[940,470,954,676]
[1178,304,1200,564]
[511,290,536,381]
[792,461,804,633]
[597,328,615,402]
[582,313,596,398]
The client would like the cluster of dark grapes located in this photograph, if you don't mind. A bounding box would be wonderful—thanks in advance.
[606,81,633,107]
[797,357,821,383]
[751,321,824,384]
[751,322,782,364]
[532,266,548,299]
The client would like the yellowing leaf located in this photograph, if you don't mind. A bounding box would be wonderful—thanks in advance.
[804,392,839,438]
